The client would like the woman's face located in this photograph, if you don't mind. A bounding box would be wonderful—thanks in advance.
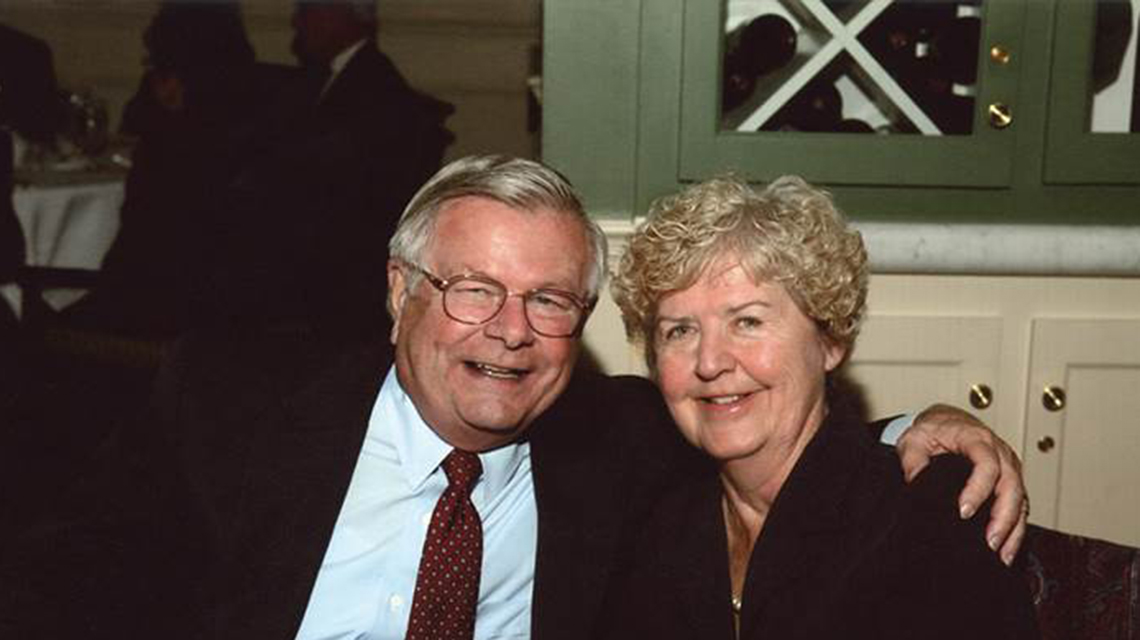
[653,257,845,465]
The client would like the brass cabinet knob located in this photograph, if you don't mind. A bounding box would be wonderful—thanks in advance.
[969,384,993,410]
[1042,386,1066,412]
[990,45,1011,65]
[988,103,1013,129]
[1037,436,1056,452]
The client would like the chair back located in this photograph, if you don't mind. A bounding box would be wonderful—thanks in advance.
[1020,524,1140,640]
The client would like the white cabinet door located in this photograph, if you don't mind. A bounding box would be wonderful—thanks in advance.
[1025,318,1140,547]
[845,315,1004,422]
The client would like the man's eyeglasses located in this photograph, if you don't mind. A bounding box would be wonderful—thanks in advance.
[405,264,594,338]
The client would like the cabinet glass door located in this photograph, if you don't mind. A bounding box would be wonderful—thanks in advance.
[678,0,1026,186]
[1044,0,1140,184]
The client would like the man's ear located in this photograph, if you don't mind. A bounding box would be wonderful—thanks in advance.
[387,260,408,344]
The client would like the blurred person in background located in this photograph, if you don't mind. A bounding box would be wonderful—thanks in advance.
[64,1,291,339]
[0,22,62,420]
[200,0,454,339]
[1,22,63,330]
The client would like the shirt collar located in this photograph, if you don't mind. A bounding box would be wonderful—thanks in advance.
[372,367,528,499]
[329,38,368,78]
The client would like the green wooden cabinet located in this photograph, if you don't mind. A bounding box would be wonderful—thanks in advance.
[544,0,1140,224]
[1045,1,1140,185]
[677,0,1027,187]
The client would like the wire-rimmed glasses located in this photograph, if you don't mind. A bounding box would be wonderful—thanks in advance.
[405,263,594,338]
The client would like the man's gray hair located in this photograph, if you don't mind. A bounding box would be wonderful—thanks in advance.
[389,155,608,297]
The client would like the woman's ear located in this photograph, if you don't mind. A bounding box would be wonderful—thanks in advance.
[822,336,847,373]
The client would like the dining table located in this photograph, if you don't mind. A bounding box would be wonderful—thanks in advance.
[2,168,126,317]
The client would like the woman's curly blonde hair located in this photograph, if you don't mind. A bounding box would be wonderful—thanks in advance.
[611,175,868,371]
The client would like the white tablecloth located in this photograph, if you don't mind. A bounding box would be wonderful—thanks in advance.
[2,177,125,315]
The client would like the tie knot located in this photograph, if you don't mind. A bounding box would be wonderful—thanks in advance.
[442,449,482,493]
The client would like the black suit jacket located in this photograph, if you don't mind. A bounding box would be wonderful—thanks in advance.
[611,412,1039,640]
[62,63,295,338]
[0,330,702,639]
[1,130,19,286]
[0,23,61,144]
[1,23,60,285]
[203,43,453,337]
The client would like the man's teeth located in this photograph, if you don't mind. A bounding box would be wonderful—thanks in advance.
[473,363,524,378]
[705,395,744,405]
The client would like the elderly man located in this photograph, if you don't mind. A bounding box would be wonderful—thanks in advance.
[0,156,1025,639]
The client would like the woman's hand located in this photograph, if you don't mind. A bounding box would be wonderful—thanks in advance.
[896,404,1029,565]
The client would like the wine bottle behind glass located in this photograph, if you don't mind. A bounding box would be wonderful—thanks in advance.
[859,2,953,95]
[857,1,966,132]
[859,2,979,134]
[919,10,981,134]
[763,79,843,132]
[722,14,798,112]
[836,118,875,133]
[926,13,982,86]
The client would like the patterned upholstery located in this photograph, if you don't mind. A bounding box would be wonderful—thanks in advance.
[1020,524,1140,640]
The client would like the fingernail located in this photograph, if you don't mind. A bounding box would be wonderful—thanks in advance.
[959,502,975,519]
[1002,549,1015,566]
[988,535,1000,551]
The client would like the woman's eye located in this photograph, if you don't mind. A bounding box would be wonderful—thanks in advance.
[661,324,693,342]
[735,316,763,330]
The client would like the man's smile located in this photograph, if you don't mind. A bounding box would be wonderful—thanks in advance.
[466,360,531,380]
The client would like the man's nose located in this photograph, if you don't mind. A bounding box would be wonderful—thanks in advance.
[484,295,536,349]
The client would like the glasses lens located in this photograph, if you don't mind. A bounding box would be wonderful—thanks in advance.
[443,277,507,323]
[440,275,584,337]
[525,290,582,337]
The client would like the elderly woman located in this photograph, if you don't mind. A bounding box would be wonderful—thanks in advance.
[609,176,1038,639]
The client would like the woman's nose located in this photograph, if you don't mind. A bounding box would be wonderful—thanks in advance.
[694,331,733,381]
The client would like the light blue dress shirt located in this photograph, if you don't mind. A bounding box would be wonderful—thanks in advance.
[295,367,537,640]
[880,413,915,447]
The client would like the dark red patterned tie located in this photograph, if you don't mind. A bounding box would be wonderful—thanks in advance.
[405,449,484,640]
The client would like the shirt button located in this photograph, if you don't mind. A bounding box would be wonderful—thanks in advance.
[421,511,432,526]
[389,594,404,611]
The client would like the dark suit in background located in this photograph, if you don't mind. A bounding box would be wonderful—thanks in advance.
[0,23,61,422]
[1,22,61,303]
[1,131,22,413]
[63,3,293,338]
[203,41,453,338]
[1,131,19,326]
[0,6,299,548]
[610,413,1039,640]
[0,329,703,639]
[0,22,62,147]
[77,63,293,338]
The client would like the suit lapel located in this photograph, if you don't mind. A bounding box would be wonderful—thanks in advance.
[316,43,403,123]
[738,416,870,637]
[675,475,738,639]
[527,375,628,640]
[214,338,391,637]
